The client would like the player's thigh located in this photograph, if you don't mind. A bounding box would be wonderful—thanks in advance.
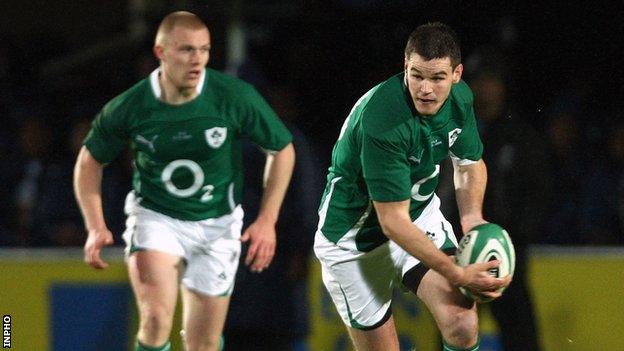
[181,286,230,342]
[177,220,241,343]
[316,238,397,330]
[178,238,239,340]
[416,268,477,336]
[124,203,185,313]
[181,223,242,297]
[122,197,187,258]
[127,250,183,318]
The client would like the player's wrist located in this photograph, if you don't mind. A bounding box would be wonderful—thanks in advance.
[445,264,467,287]
[433,255,465,286]
[256,211,278,225]
[86,223,108,233]
[460,215,486,233]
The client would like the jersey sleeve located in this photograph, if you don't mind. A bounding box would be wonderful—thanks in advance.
[239,86,292,152]
[83,103,128,164]
[449,104,483,165]
[361,128,411,202]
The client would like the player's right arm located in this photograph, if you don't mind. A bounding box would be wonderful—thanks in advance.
[73,146,114,269]
[373,199,506,296]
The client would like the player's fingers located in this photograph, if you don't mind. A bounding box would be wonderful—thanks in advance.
[483,275,509,291]
[252,242,275,272]
[82,245,91,264]
[240,230,251,243]
[265,244,275,265]
[250,245,268,272]
[472,260,500,274]
[104,236,114,245]
[498,274,512,287]
[245,241,259,266]
[92,257,109,270]
[479,289,502,299]
[84,244,95,265]
[86,246,108,269]
[260,244,275,268]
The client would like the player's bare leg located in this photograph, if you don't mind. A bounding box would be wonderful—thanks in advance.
[128,250,182,348]
[416,268,478,348]
[181,286,230,351]
[346,316,400,351]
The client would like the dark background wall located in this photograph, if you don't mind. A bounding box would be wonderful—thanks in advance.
[1,0,623,247]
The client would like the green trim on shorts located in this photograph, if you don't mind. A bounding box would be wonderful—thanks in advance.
[440,222,457,251]
[217,288,232,297]
[339,286,368,330]
[129,241,144,254]
[127,228,145,254]
[216,279,236,297]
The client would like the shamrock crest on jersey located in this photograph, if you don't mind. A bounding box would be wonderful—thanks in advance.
[205,127,228,148]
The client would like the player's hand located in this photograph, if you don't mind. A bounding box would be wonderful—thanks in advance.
[241,216,276,273]
[84,227,114,269]
[458,260,512,298]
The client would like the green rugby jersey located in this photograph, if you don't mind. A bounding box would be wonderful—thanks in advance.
[84,68,292,221]
[318,73,483,252]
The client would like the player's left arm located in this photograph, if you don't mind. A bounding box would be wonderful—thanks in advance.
[454,158,488,234]
[242,142,295,272]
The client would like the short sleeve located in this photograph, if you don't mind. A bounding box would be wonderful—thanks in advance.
[83,106,128,164]
[449,105,483,164]
[361,129,411,202]
[240,86,292,152]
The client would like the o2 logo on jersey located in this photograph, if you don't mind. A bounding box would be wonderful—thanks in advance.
[411,165,440,202]
[161,159,214,202]
[205,127,228,149]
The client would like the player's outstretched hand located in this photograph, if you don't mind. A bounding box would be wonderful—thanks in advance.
[460,260,512,299]
[84,227,114,269]
[241,217,276,273]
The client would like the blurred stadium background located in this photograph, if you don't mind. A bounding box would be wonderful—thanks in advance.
[1,1,623,350]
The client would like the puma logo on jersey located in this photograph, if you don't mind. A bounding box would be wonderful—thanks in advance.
[408,149,424,164]
[205,127,227,149]
[136,134,158,152]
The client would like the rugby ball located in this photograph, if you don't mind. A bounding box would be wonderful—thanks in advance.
[455,223,515,303]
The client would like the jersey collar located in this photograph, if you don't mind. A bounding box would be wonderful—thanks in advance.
[149,68,206,100]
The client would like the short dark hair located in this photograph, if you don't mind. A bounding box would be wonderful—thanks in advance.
[405,22,461,68]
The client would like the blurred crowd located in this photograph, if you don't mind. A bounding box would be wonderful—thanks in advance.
[1,3,622,248]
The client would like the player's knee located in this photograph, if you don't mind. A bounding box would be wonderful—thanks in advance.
[139,305,174,336]
[442,308,478,347]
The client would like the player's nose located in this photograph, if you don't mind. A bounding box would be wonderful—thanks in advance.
[420,81,433,93]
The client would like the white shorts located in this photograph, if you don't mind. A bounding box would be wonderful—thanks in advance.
[122,192,243,296]
[314,195,458,329]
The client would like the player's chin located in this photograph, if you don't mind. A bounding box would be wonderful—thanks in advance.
[415,102,440,116]
[181,80,199,89]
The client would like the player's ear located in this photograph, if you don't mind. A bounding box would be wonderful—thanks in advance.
[404,54,409,73]
[153,45,165,61]
[452,63,463,83]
